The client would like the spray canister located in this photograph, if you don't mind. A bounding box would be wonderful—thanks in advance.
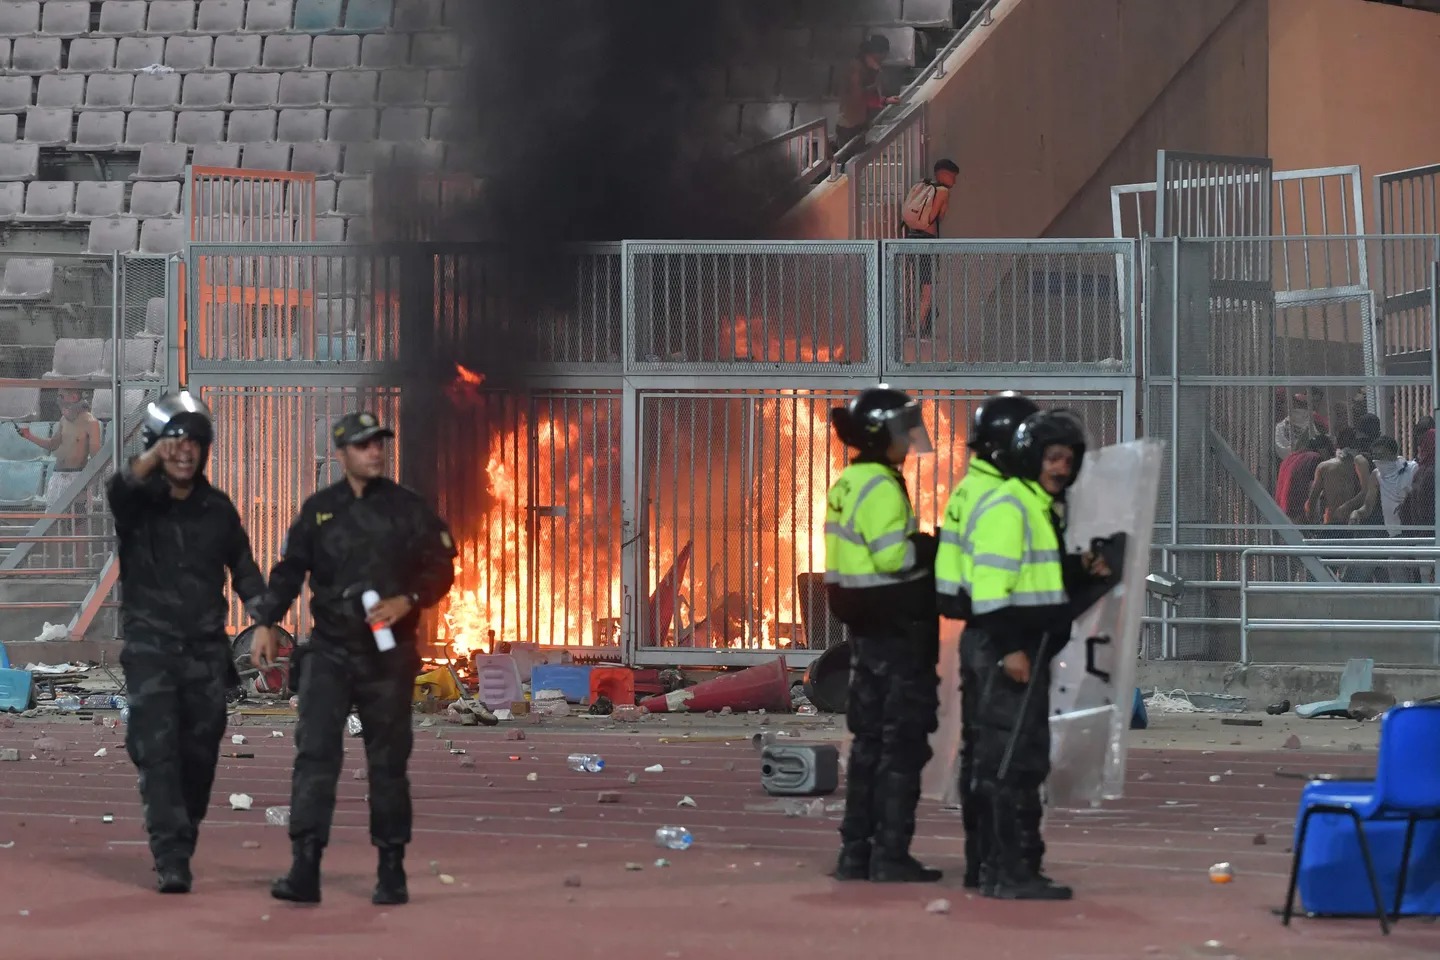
[361,590,396,652]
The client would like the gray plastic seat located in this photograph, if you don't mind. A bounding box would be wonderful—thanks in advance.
[314,215,344,242]
[213,35,261,71]
[165,36,213,71]
[99,338,160,379]
[22,108,73,147]
[232,71,282,107]
[125,110,176,147]
[869,26,917,66]
[87,216,140,255]
[132,73,181,109]
[313,178,336,213]
[240,141,291,171]
[0,116,17,143]
[328,70,378,107]
[99,1,148,34]
[793,100,839,131]
[0,78,33,114]
[0,461,48,509]
[336,179,372,217]
[0,386,42,421]
[412,33,461,68]
[131,142,188,181]
[117,38,167,72]
[311,34,359,70]
[247,0,295,32]
[183,73,231,109]
[263,36,311,71]
[45,338,106,377]
[197,0,245,32]
[92,388,149,421]
[143,297,166,336]
[378,70,425,105]
[130,181,181,218]
[0,143,40,181]
[345,0,393,31]
[344,217,369,241]
[277,108,326,143]
[778,63,832,100]
[392,139,443,171]
[360,34,408,69]
[0,182,22,218]
[428,106,456,140]
[36,75,84,109]
[290,140,340,176]
[0,2,41,36]
[41,0,91,36]
[394,0,443,30]
[73,180,126,218]
[74,111,127,150]
[140,219,187,255]
[14,38,62,74]
[148,0,197,33]
[900,0,954,27]
[0,257,54,299]
[20,182,74,221]
[379,107,428,142]
[192,141,240,166]
[425,69,458,104]
[68,38,118,73]
[276,70,326,107]
[227,109,276,143]
[327,107,376,143]
[294,0,342,31]
[85,74,134,109]
[176,110,225,144]
[340,141,389,177]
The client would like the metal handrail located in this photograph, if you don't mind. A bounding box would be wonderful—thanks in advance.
[735,118,832,190]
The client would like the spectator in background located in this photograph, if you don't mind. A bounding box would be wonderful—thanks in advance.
[1277,433,1330,524]
[1399,428,1436,548]
[1307,427,1368,530]
[1414,416,1435,459]
[836,35,899,150]
[899,158,959,339]
[15,388,102,508]
[1349,435,1416,582]
[1274,393,1320,461]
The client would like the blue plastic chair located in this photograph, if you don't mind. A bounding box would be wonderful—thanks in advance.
[1282,702,1440,935]
[293,0,342,31]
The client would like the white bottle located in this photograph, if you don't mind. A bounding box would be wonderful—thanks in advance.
[361,589,396,652]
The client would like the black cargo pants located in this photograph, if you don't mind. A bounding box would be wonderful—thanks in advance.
[287,639,415,848]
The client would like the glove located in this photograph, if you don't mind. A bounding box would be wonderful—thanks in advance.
[909,530,938,570]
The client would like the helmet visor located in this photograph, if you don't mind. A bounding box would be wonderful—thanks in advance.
[887,404,933,455]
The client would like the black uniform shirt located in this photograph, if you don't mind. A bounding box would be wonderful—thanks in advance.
[253,476,457,647]
[106,467,266,645]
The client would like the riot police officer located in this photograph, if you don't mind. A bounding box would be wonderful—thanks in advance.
[934,390,1038,890]
[967,409,1105,900]
[107,390,267,894]
[250,412,457,906]
[824,386,942,883]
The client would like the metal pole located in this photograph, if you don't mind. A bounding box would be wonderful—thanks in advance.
[1239,546,1250,664]
[111,253,123,470]
[1431,260,1439,663]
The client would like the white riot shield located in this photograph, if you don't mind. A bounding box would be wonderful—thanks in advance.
[921,619,963,805]
[1047,439,1164,809]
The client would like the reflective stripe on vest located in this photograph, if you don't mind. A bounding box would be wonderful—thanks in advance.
[966,479,1067,614]
[823,462,924,590]
[934,457,1006,597]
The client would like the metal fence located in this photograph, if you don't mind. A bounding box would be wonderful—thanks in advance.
[848,105,928,241]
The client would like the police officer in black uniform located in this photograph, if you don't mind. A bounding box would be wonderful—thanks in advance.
[250,412,456,906]
[107,390,267,894]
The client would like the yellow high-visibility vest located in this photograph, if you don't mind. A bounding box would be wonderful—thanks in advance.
[823,462,925,589]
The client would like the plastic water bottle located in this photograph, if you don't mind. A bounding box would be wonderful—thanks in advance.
[119,706,130,725]
[654,826,693,851]
[361,590,396,652]
[264,806,290,826]
[53,695,82,712]
[567,753,605,773]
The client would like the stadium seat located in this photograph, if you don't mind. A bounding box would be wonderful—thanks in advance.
[165,36,214,71]
[226,109,277,143]
[331,71,380,107]
[392,139,443,171]
[276,70,327,107]
[232,71,283,107]
[97,338,160,379]
[263,35,311,71]
[0,78,33,115]
[425,70,459,105]
[91,388,147,421]
[74,111,127,151]
[313,178,336,212]
[0,183,22,219]
[247,0,296,32]
[0,143,40,181]
[213,35,262,71]
[0,3,41,38]
[0,257,55,299]
[98,1,149,35]
[0,116,16,144]
[379,107,429,142]
[46,338,107,378]
[86,217,140,256]
[0,386,42,422]
[294,0,343,32]
[176,110,226,145]
[131,142,189,181]
[344,0,394,32]
[315,297,357,332]
[0,460,48,511]
[336,179,371,216]
[131,181,181,218]
[140,219,187,255]
[360,34,409,70]
[19,181,74,222]
[198,0,245,33]
[133,73,181,109]
[778,64,833,100]
[428,107,456,140]
[72,181,127,219]
[395,0,444,31]
[23,108,73,147]
[13,39,63,74]
[870,26,918,66]
[412,33,460,68]
[116,37,166,71]
[240,141,292,170]
[328,108,377,143]
[183,72,232,109]
[148,1,198,34]
[0,422,44,461]
[68,38,119,73]
[311,35,360,70]
[36,75,84,110]
[901,0,955,28]
[85,74,135,109]
[340,141,388,177]
[125,110,177,148]
[315,215,344,242]
[278,108,327,143]
[192,141,240,166]
[291,140,341,176]
[41,1,92,37]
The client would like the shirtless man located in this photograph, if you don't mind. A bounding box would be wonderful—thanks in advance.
[15,389,102,506]
[1306,427,1369,527]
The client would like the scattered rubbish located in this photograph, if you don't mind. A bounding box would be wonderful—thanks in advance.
[458,756,476,768]
[265,806,290,826]
[563,874,581,887]
[784,798,827,818]
[925,898,951,915]
[761,742,840,797]
[624,862,643,871]
[270,731,284,738]
[1208,775,1222,783]
[1296,658,1373,719]
[654,858,670,868]
[719,706,732,716]
[508,755,521,761]
[679,759,692,766]
[626,773,639,784]
[346,713,362,737]
[1348,691,1396,721]
[223,752,254,759]
[102,813,114,823]
[1266,700,1290,715]
[231,734,247,745]
[526,772,538,782]
[506,730,526,741]
[677,796,697,808]
[353,768,367,781]
[438,874,455,885]
[241,840,261,849]
[448,748,467,755]
[589,695,614,717]
[1137,772,1153,782]
[1221,718,1262,727]
[597,791,621,804]
[567,753,605,773]
[1282,734,1302,750]
[32,737,62,754]
[549,807,564,814]
[230,793,253,811]
[429,860,440,874]
[795,704,818,717]
[93,748,107,758]
[1253,833,1267,845]
[419,719,434,728]
[1208,862,1234,884]
[0,841,14,849]
[644,764,664,773]
[639,657,791,714]
[655,826,693,850]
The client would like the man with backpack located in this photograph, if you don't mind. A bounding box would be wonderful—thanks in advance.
[900,159,959,339]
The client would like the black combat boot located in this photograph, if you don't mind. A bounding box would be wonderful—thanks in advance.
[372,845,409,905]
[155,859,192,894]
[830,841,871,881]
[984,805,1071,901]
[869,773,943,883]
[270,836,324,904]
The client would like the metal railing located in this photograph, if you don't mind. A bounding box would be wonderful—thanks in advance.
[736,118,831,195]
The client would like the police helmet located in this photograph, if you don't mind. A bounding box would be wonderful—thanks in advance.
[141,390,214,450]
[1001,409,1087,486]
[968,391,1039,463]
[830,385,933,455]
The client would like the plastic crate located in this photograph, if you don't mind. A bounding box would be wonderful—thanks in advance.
[0,667,33,713]
[529,664,593,703]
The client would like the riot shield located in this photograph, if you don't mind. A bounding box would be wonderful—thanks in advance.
[1047,438,1164,808]
[921,618,963,805]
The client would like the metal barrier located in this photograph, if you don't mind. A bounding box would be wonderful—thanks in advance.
[737,119,831,194]
[848,106,928,241]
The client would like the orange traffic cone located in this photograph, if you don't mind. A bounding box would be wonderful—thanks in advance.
[639,656,792,714]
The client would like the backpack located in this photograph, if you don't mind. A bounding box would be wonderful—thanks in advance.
[901,179,945,235]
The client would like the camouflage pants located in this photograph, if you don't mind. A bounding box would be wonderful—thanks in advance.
[288,642,414,847]
[121,640,233,865]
